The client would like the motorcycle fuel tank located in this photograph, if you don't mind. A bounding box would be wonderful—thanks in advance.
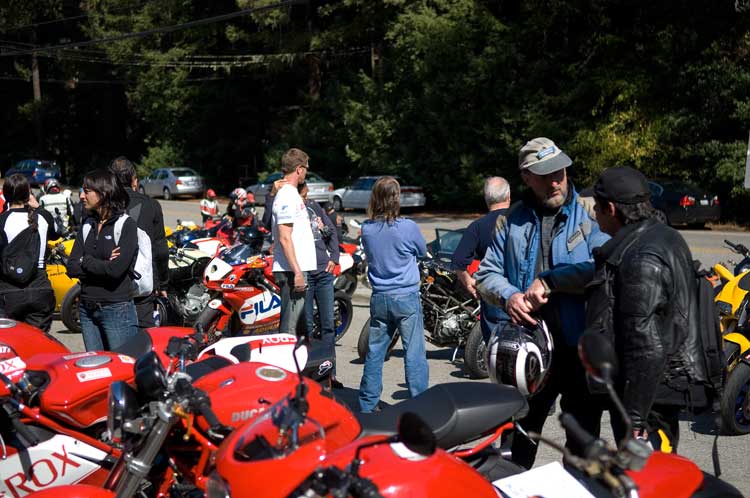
[27,351,136,428]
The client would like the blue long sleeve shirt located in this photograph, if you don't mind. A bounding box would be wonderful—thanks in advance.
[362,217,427,295]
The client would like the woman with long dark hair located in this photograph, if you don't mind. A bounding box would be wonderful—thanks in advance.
[66,169,139,351]
[0,173,60,331]
[358,176,429,412]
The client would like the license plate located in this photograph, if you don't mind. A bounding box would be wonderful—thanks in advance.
[700,199,709,206]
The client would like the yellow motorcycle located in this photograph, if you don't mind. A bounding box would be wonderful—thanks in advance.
[46,236,81,331]
[713,239,750,434]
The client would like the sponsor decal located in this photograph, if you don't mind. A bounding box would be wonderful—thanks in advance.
[1,435,106,498]
[76,367,112,383]
[318,360,333,377]
[239,293,281,323]
[230,407,266,423]
[221,283,236,289]
[0,356,26,381]
[118,355,135,364]
[261,335,297,345]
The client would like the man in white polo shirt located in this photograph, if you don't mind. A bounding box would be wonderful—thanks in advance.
[272,148,317,335]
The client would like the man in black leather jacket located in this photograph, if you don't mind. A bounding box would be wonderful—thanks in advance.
[585,166,701,450]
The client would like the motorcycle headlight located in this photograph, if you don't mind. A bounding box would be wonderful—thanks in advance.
[206,472,231,498]
[716,300,733,317]
[107,381,138,444]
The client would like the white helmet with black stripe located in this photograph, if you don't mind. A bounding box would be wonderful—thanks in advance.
[487,319,553,398]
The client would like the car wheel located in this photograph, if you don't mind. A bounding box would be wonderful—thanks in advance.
[163,188,172,200]
[138,186,146,195]
[333,196,343,211]
[655,209,669,225]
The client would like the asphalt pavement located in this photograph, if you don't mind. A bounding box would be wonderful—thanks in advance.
[49,197,750,493]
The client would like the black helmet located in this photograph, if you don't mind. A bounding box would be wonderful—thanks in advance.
[487,319,553,398]
[236,225,265,253]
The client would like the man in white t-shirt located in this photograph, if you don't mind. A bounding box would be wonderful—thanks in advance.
[272,148,317,334]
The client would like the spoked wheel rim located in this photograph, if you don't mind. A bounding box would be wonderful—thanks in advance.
[334,300,348,340]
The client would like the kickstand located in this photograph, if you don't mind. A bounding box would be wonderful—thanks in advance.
[451,346,460,363]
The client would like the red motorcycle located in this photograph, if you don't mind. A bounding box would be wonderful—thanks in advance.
[196,243,353,341]
[0,331,329,498]
[491,333,744,498]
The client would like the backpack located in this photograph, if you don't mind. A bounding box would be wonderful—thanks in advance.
[694,263,725,407]
[0,210,41,285]
[82,213,153,298]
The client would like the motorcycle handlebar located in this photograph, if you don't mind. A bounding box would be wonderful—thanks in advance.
[559,413,597,456]
[11,415,39,446]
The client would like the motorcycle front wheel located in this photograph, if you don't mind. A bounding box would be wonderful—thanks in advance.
[60,283,81,333]
[720,361,750,435]
[195,306,229,342]
[464,322,488,379]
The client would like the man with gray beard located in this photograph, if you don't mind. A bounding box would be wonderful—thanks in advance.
[475,137,609,468]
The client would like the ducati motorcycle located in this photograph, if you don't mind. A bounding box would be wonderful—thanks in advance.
[357,256,486,378]
[0,329,331,497]
[492,332,743,498]
[196,244,353,341]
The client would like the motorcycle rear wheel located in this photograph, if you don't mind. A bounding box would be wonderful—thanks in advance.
[357,318,400,362]
[720,361,750,435]
[60,283,81,333]
[464,322,488,379]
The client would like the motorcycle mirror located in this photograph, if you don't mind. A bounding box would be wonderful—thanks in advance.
[579,332,634,443]
[134,351,168,400]
[578,332,617,384]
[397,412,437,457]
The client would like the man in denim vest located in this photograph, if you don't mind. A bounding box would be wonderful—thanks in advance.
[475,137,609,468]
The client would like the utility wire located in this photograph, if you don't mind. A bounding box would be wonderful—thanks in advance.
[0,0,307,57]
[0,2,149,33]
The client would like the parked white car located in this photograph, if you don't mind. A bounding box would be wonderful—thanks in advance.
[331,176,426,211]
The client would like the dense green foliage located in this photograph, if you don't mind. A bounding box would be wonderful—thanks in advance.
[2,0,750,215]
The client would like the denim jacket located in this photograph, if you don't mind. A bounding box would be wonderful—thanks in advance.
[475,188,609,345]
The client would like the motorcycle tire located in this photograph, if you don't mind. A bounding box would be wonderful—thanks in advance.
[720,361,750,435]
[462,447,525,482]
[195,306,224,342]
[357,318,400,362]
[60,283,82,333]
[333,291,354,342]
[464,322,488,379]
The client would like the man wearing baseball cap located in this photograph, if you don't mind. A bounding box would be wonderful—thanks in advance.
[475,137,610,468]
[584,166,702,450]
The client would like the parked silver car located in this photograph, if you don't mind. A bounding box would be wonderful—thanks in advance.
[332,176,426,211]
[139,167,205,199]
[246,171,334,205]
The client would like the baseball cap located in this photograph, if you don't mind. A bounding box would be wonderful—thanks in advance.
[518,137,572,175]
[594,166,651,205]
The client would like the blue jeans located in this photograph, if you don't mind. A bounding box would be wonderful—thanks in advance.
[80,300,139,351]
[305,270,336,374]
[359,291,428,412]
[274,271,308,335]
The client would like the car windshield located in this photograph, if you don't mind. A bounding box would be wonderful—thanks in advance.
[172,168,198,177]
[306,173,325,183]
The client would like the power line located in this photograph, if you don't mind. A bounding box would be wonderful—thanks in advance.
[0,0,307,58]
[0,2,149,33]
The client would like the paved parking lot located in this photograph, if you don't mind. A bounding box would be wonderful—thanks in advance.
[49,198,750,492]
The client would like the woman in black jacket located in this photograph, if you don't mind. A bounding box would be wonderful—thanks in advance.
[66,170,139,351]
[0,174,61,331]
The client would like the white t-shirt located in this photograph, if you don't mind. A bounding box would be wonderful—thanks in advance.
[271,184,316,272]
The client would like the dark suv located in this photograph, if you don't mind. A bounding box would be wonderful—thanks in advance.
[6,159,62,186]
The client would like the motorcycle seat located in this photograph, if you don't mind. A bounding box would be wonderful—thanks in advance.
[356,383,527,449]
[111,329,153,359]
[185,356,233,381]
